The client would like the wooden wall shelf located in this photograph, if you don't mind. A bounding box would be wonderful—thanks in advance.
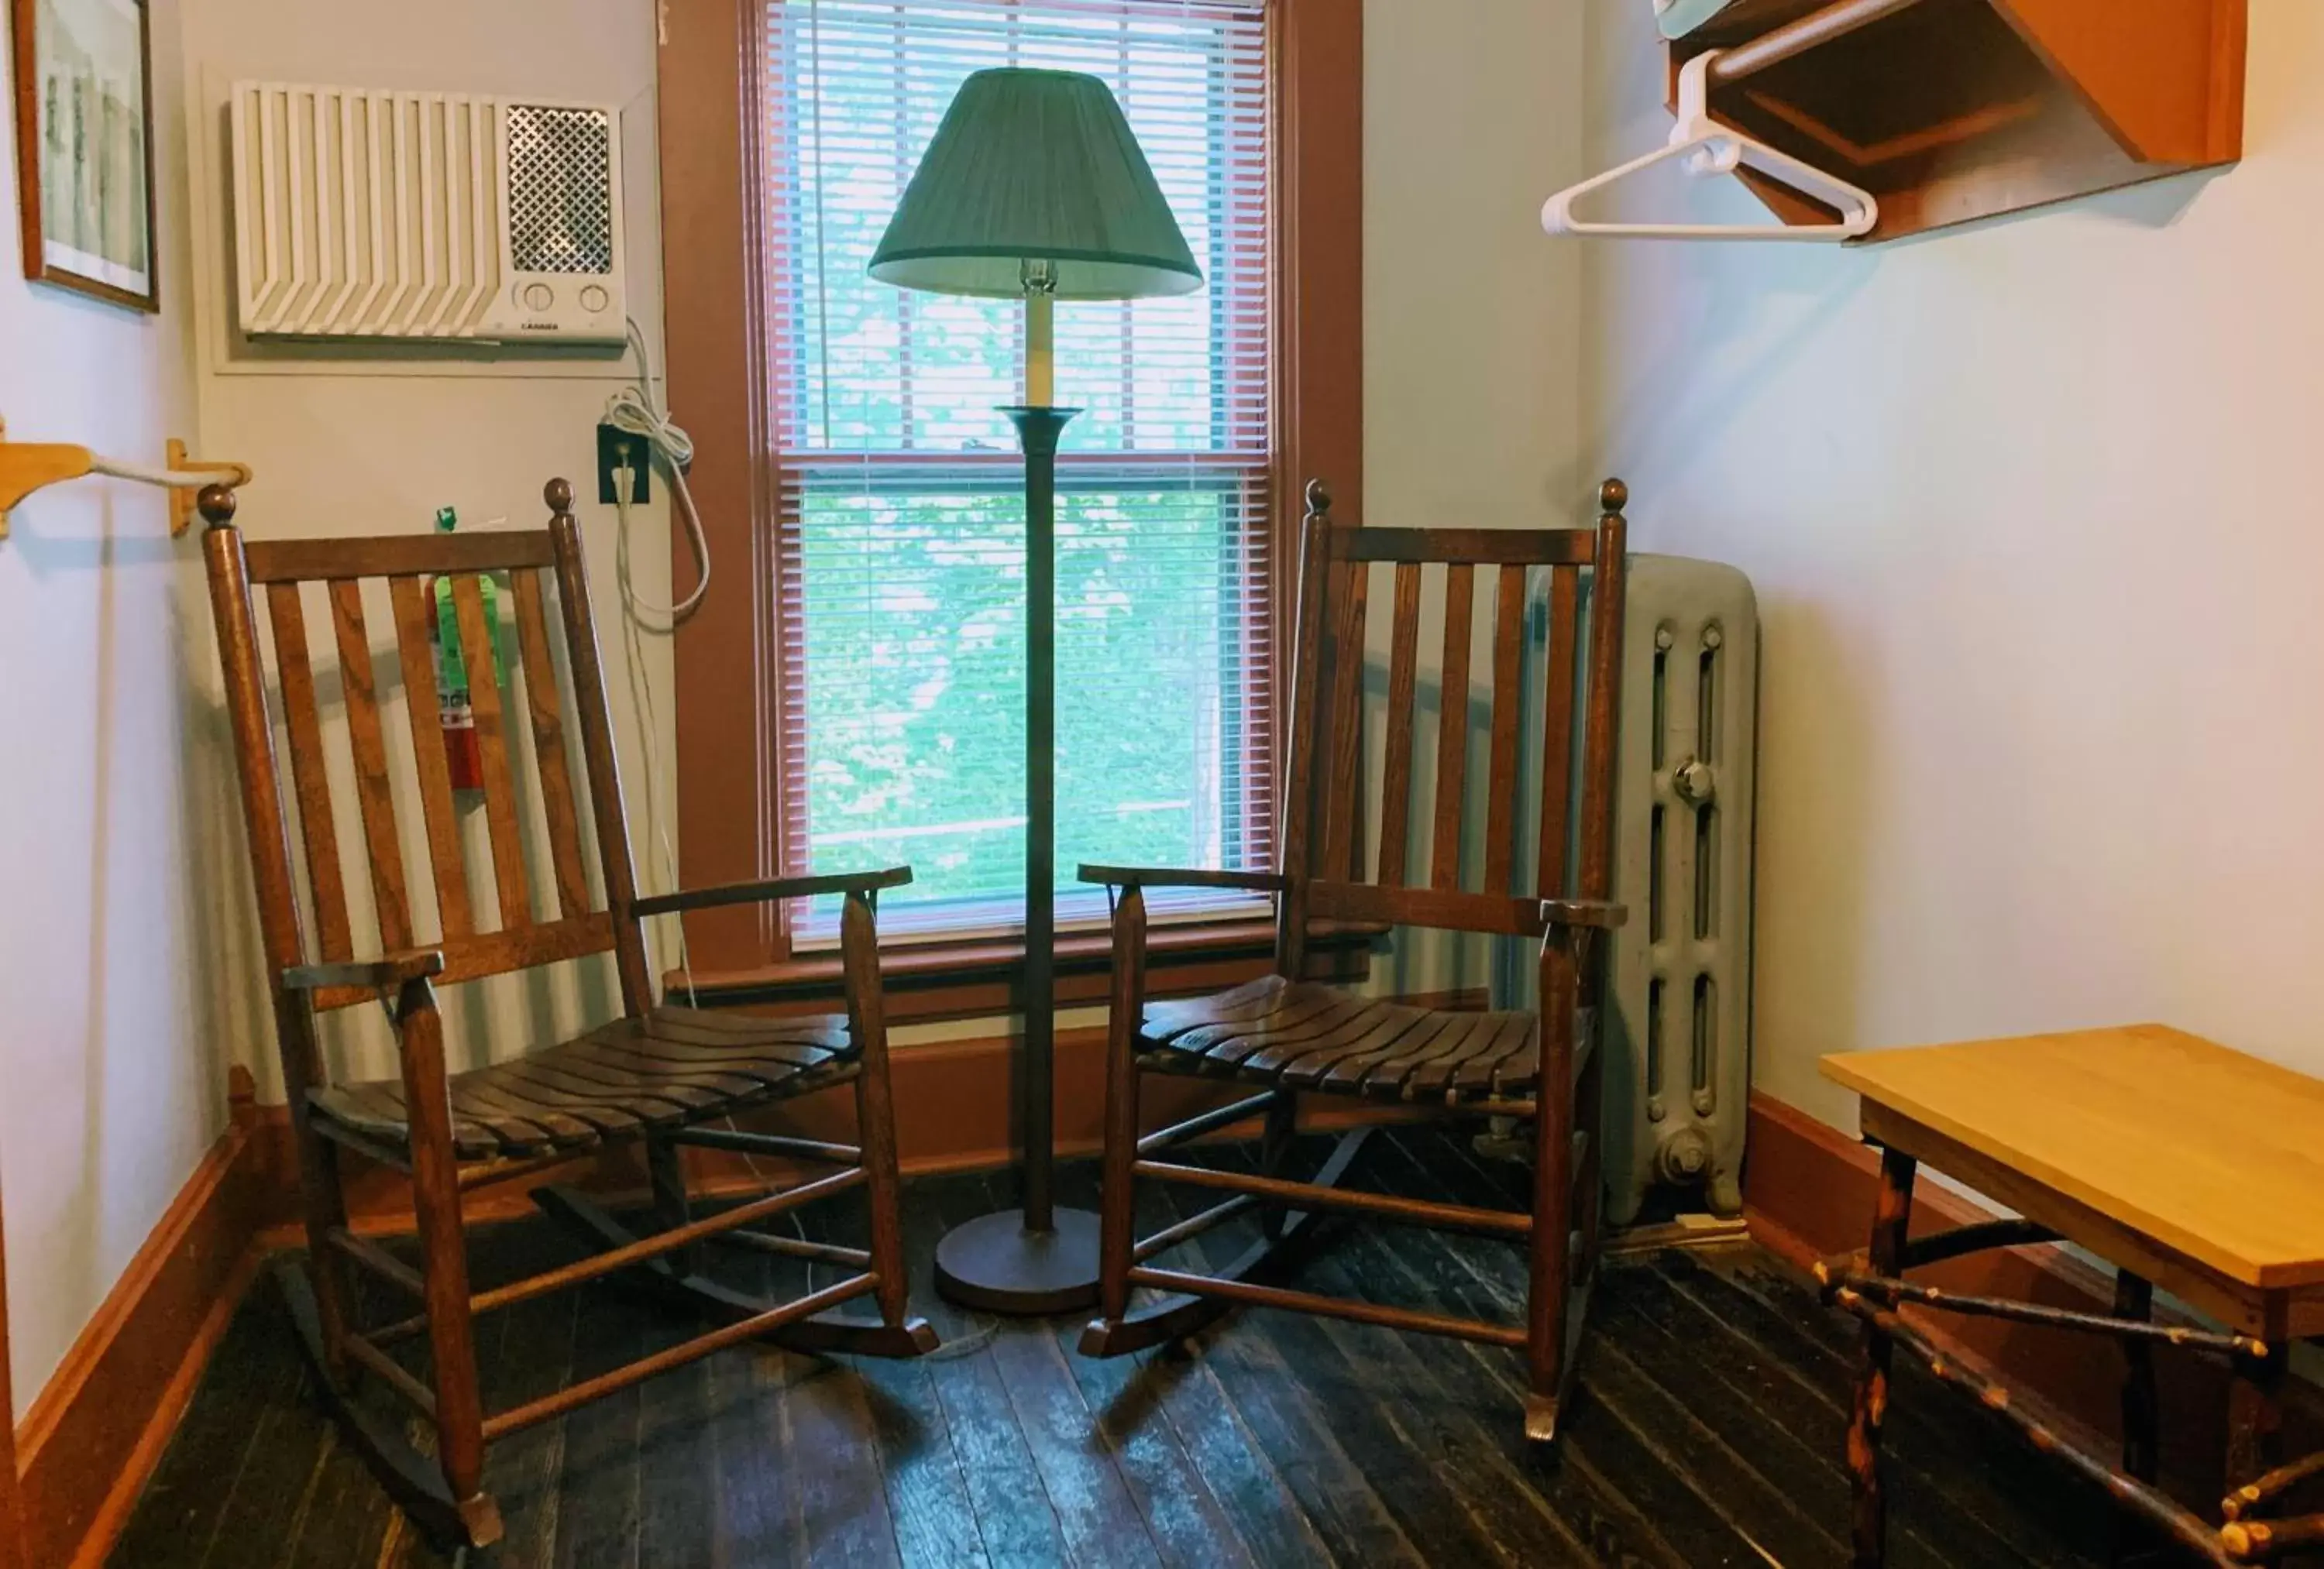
[1668,0,2247,242]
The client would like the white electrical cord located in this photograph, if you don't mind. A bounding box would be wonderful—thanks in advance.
[607,315,703,1009]
[604,317,711,620]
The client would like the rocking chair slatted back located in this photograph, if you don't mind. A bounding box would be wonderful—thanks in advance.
[1277,482,1628,971]
[206,479,650,1021]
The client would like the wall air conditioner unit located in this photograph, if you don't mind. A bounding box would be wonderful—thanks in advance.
[228,82,626,344]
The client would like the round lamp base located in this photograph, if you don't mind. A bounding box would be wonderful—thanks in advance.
[933,1207,1102,1316]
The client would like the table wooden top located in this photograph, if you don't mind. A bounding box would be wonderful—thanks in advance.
[1823,1025,2324,1291]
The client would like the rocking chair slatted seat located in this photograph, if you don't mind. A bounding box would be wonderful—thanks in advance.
[198,480,933,1553]
[1079,479,1630,1442]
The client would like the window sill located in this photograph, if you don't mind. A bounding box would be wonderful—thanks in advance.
[668,917,1387,1025]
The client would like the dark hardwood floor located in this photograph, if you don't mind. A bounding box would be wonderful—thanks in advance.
[110,1129,2126,1567]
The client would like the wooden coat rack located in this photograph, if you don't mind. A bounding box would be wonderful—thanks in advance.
[1668,0,2248,242]
[0,417,253,540]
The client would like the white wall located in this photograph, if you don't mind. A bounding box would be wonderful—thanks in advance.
[1366,0,1587,530]
[1357,0,1590,1003]
[0,0,672,1418]
[0,1,214,1416]
[176,0,676,1092]
[1582,1,2315,1129]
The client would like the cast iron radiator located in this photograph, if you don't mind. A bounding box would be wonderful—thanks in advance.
[1601,554,1758,1222]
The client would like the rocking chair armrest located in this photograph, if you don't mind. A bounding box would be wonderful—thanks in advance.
[281,948,446,994]
[1539,898,1628,930]
[632,866,914,918]
[1077,863,1289,894]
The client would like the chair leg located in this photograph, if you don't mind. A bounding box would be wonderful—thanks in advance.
[1083,887,1149,1353]
[646,1133,695,1278]
[1090,1003,1144,1337]
[1525,936,1583,1444]
[1851,1146,1917,1569]
[1260,1091,1298,1241]
[1575,1030,1607,1267]
[816,887,937,1358]
[853,1058,913,1334]
[292,1108,358,1384]
[398,991,501,1548]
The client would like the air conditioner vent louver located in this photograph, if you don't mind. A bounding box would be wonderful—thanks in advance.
[505,105,614,275]
[228,81,627,345]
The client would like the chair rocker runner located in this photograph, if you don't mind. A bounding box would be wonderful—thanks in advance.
[1080,478,1632,1441]
[200,479,935,1550]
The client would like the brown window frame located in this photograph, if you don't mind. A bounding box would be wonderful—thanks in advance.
[657,0,1362,1015]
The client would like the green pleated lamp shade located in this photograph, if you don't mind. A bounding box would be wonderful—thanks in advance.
[871,68,1202,301]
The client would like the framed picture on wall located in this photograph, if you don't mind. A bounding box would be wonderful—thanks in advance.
[9,0,158,311]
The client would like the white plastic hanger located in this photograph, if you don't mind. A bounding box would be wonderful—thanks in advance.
[1542,51,1877,242]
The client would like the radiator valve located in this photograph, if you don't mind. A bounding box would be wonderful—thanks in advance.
[1655,1124,1714,1185]
[1672,757,1715,805]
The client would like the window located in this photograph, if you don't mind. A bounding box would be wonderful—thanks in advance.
[763,0,1277,939]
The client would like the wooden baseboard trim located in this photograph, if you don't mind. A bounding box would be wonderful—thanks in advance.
[1743,1088,2288,1494]
[15,1073,273,1569]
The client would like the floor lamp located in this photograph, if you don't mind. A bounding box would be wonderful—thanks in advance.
[871,68,1203,1313]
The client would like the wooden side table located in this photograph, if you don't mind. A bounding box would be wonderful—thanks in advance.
[1820,1025,2324,1567]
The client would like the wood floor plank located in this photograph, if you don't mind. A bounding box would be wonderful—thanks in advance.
[197,1351,339,1568]
[637,1343,722,1569]
[1607,1261,2048,1569]
[702,1244,803,1569]
[1370,1133,2007,1569]
[785,1330,904,1568]
[1661,1248,2113,1567]
[466,1227,584,1569]
[988,1326,1165,1569]
[920,1176,1074,1568]
[111,1131,2135,1569]
[1141,1160,1429,1568]
[1080,1149,1339,1566]
[827,1186,992,1569]
[276,1428,400,1569]
[552,1259,655,1569]
[108,1285,304,1569]
[1292,1210,1693,1569]
[1206,1145,1633,1569]
[1050,1169,1267,1569]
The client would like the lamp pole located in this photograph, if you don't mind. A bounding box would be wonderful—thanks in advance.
[929,289,1104,1313]
[870,67,1202,1317]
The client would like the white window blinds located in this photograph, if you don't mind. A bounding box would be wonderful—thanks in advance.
[762,0,1277,939]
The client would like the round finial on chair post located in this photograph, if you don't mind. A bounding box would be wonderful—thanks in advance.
[196,485,239,529]
[1598,477,1629,517]
[1304,479,1332,524]
[545,477,575,516]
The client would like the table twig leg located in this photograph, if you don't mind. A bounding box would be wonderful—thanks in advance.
[2112,1269,2157,1566]
[1852,1145,1917,1569]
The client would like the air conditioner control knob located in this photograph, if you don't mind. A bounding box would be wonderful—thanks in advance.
[1671,757,1714,805]
[522,282,555,312]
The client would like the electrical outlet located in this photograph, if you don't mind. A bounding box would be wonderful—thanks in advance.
[597,422,651,505]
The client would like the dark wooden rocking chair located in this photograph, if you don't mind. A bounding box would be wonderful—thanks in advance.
[1079,479,1630,1441]
[198,479,935,1550]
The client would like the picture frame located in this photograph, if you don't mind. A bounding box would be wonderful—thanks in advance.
[10,0,158,312]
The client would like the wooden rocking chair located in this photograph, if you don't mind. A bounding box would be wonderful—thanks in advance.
[198,480,935,1550]
[1079,479,1630,1441]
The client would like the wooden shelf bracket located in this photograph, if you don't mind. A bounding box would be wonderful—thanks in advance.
[1656,0,2247,243]
[0,416,253,541]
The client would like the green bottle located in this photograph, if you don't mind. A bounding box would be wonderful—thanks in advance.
[430,507,500,792]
